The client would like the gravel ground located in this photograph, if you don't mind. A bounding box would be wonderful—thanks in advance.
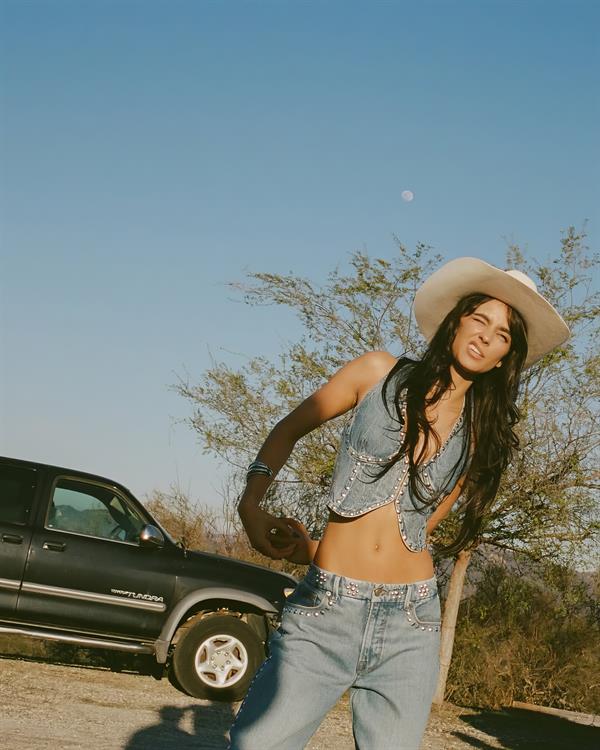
[0,644,597,749]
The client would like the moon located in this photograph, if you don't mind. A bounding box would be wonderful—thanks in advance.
[401,190,414,202]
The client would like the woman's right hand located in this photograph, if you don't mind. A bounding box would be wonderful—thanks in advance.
[238,501,299,560]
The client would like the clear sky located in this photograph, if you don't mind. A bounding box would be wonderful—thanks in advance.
[1,0,598,510]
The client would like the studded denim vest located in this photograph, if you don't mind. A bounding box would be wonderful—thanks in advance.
[327,369,471,551]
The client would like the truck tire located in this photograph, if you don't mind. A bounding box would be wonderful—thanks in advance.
[171,614,266,701]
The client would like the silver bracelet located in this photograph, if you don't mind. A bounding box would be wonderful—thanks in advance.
[246,468,271,479]
[246,460,274,479]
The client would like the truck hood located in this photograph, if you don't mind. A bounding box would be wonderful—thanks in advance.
[178,548,299,606]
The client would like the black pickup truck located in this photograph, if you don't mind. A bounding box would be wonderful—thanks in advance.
[0,456,298,701]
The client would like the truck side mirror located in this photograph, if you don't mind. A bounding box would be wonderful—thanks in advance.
[139,524,165,549]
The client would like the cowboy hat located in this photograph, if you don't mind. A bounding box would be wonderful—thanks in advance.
[413,256,571,369]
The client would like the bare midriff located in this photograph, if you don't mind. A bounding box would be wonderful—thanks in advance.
[312,388,465,584]
[313,502,434,584]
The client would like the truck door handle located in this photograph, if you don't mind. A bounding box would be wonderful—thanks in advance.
[42,541,66,552]
[2,534,23,544]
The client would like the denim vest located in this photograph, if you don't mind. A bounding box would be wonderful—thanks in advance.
[327,371,471,551]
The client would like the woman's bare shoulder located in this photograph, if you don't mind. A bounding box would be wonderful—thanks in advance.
[275,351,398,440]
[353,351,398,401]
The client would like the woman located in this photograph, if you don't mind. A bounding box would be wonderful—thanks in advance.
[228,257,570,750]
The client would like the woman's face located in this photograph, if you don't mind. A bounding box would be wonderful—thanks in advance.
[452,298,513,373]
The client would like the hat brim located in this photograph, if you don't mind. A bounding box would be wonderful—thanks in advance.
[413,257,570,369]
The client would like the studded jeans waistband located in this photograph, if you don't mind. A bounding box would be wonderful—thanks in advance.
[304,562,438,604]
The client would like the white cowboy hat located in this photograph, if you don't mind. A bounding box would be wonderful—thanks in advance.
[413,256,571,369]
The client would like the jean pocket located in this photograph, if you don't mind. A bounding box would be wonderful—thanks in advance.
[405,590,441,632]
[282,579,333,615]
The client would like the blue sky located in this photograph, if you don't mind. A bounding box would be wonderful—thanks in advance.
[1,0,598,511]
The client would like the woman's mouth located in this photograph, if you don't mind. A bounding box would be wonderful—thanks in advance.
[468,343,484,360]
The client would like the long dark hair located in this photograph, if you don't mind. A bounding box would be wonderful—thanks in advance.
[379,293,528,556]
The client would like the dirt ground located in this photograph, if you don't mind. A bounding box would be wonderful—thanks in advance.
[0,640,597,749]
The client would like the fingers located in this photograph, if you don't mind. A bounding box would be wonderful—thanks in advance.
[272,545,296,559]
[270,518,300,542]
[259,540,297,560]
[261,523,298,559]
[265,517,307,560]
[273,516,298,532]
[241,510,303,560]
[283,517,306,536]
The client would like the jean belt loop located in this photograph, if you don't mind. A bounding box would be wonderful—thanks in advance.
[333,574,341,600]
[403,583,412,610]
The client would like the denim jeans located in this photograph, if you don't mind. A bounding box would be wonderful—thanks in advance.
[228,561,442,750]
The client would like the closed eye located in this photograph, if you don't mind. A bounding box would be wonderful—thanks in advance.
[473,314,510,343]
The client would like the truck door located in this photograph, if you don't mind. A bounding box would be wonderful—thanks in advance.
[18,474,178,638]
[0,462,37,619]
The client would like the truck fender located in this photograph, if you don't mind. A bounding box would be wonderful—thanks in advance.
[154,587,278,663]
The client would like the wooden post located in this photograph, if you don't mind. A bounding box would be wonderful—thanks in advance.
[432,548,472,704]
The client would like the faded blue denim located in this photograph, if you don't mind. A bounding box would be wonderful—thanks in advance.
[228,561,442,750]
[328,368,471,551]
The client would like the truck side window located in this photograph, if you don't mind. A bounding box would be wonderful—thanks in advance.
[48,478,146,543]
[0,465,37,525]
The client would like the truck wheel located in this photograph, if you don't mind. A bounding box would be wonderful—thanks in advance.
[171,614,266,701]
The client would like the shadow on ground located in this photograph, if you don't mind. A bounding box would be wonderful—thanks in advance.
[452,705,599,750]
[125,704,235,750]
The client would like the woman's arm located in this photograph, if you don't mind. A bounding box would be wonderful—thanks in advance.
[238,350,397,560]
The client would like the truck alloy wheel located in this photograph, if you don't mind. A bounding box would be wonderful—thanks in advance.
[171,614,265,701]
